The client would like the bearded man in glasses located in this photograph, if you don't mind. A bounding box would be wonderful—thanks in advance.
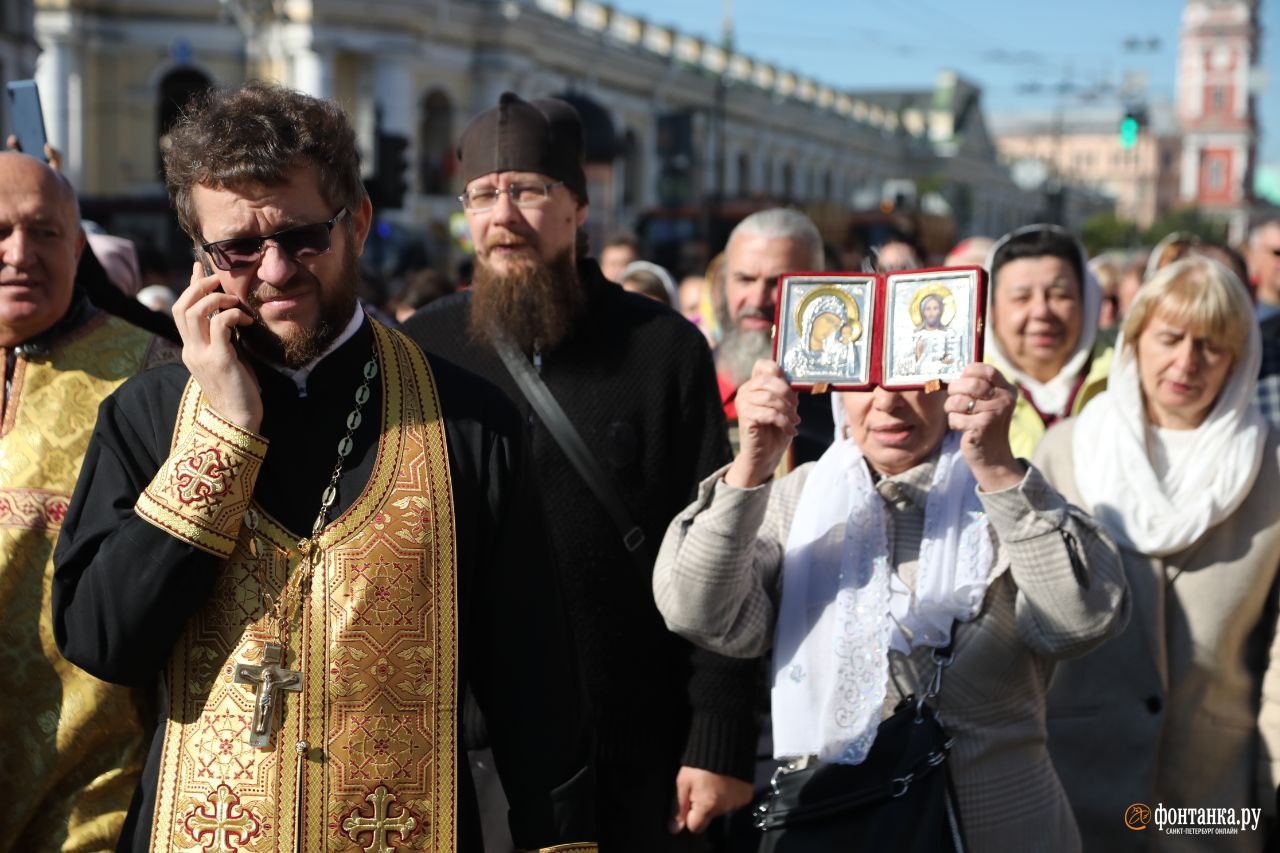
[52,82,594,852]
[405,93,758,850]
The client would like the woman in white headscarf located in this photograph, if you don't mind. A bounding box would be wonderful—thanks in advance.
[986,224,1109,459]
[1036,256,1280,852]
[652,358,1128,852]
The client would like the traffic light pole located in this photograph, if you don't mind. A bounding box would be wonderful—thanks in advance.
[367,107,410,211]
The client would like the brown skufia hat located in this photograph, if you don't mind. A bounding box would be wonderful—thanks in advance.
[457,91,588,202]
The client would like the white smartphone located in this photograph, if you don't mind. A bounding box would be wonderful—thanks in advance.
[6,80,48,161]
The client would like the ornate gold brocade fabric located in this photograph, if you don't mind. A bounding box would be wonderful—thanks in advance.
[143,322,461,852]
[0,314,176,852]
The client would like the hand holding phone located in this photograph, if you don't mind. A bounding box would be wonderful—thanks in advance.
[174,260,263,432]
[6,81,49,163]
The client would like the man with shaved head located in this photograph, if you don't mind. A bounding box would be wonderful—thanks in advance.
[0,150,176,849]
[0,151,81,340]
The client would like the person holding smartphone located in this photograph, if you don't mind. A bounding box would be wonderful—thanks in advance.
[51,82,594,852]
[0,150,179,850]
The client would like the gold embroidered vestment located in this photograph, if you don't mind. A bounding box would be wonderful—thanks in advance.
[139,323,460,851]
[0,314,175,851]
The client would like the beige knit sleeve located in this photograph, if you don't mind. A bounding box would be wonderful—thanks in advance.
[978,463,1130,659]
[652,464,808,659]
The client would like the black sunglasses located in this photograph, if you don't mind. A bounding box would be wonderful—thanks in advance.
[200,208,349,271]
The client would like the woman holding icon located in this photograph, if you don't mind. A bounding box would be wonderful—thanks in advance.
[653,358,1127,852]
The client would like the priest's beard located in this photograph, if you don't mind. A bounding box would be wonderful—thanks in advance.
[468,246,584,353]
[716,325,773,386]
[239,243,359,370]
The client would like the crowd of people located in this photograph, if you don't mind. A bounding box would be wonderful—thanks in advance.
[2,79,1280,853]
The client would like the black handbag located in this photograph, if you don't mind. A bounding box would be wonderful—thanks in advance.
[754,641,968,853]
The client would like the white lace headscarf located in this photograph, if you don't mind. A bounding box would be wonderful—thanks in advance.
[770,394,995,764]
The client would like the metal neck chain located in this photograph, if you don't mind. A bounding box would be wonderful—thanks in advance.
[255,348,379,646]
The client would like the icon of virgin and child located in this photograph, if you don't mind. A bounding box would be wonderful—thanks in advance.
[781,286,865,381]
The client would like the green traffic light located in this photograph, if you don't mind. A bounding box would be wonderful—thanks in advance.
[1120,116,1139,149]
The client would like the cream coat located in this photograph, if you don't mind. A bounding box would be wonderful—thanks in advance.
[654,459,1129,852]
[1037,420,1280,852]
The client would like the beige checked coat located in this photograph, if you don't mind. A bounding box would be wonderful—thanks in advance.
[653,455,1129,853]
[1037,421,1280,853]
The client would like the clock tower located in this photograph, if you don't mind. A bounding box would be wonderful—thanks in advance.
[1177,0,1259,232]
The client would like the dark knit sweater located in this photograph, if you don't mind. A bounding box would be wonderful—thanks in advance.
[404,260,759,780]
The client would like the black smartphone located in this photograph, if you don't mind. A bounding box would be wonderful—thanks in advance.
[6,80,48,161]
[191,247,242,341]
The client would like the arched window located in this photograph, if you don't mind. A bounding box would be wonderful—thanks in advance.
[157,68,212,179]
[418,89,454,196]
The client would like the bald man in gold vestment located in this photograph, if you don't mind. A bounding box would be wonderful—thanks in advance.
[0,151,176,850]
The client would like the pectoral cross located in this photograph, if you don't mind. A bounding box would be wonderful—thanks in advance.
[234,642,302,748]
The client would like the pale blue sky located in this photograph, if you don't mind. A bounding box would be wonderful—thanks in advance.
[610,0,1280,164]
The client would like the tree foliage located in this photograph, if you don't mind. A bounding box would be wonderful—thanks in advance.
[1080,207,1231,256]
[1080,212,1141,256]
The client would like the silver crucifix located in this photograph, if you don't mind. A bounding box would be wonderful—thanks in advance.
[233,642,302,748]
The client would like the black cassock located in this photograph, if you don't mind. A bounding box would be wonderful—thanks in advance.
[51,316,593,851]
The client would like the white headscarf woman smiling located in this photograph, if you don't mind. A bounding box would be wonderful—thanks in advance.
[985,224,1108,459]
[1035,257,1280,852]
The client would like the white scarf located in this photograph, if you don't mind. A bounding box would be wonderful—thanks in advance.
[1072,321,1266,557]
[771,428,994,764]
[984,225,1102,417]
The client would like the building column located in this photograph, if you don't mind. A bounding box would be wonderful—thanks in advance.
[469,48,534,115]
[292,42,334,100]
[370,54,416,220]
[639,121,659,208]
[34,31,82,188]
[1231,141,1248,202]
[374,56,414,137]
[1179,140,1200,203]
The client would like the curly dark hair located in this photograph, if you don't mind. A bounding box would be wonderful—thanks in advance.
[163,81,367,241]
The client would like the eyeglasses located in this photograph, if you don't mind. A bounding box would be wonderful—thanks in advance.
[458,181,564,212]
[200,208,350,270]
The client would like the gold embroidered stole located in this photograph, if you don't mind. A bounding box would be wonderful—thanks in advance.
[147,322,459,851]
[0,314,173,849]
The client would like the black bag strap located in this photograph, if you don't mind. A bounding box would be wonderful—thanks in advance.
[493,333,647,561]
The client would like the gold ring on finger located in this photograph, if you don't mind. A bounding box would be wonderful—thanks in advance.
[966,398,976,414]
